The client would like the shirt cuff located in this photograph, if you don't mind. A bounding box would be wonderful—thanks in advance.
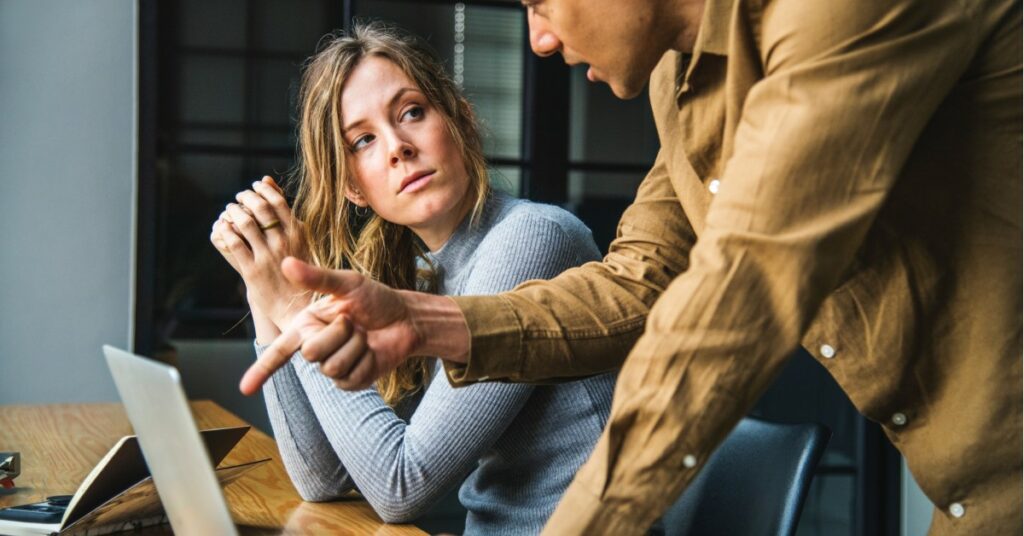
[541,482,651,536]
[442,294,524,385]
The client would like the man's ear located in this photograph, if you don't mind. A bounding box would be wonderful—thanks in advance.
[344,186,369,208]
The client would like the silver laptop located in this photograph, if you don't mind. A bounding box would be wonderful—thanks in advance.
[103,345,238,536]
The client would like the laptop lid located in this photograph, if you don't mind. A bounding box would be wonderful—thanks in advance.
[103,345,237,536]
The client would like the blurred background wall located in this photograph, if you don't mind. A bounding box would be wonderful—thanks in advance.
[0,0,134,404]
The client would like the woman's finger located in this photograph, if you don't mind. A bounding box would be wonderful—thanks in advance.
[210,221,230,252]
[264,175,285,193]
[236,189,281,232]
[218,219,254,267]
[211,223,246,274]
[217,209,234,225]
[225,203,269,256]
[213,214,246,256]
[252,176,293,226]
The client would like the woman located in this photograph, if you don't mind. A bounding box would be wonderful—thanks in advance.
[210,23,615,534]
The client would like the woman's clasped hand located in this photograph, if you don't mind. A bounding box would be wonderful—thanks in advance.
[209,175,312,338]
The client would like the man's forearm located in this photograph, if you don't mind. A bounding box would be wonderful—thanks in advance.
[438,155,694,385]
[403,291,471,364]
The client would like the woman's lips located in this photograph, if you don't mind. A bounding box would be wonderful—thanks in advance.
[400,171,434,194]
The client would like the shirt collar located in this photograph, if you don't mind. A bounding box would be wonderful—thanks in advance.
[676,0,734,97]
[697,0,734,56]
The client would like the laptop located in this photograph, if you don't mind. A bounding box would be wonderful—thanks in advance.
[102,345,238,536]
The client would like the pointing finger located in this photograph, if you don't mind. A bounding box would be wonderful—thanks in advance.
[281,257,366,297]
[239,326,303,396]
[239,298,347,395]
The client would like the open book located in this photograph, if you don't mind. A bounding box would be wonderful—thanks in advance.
[0,426,268,536]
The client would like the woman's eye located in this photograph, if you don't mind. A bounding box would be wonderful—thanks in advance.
[401,106,424,121]
[352,134,375,150]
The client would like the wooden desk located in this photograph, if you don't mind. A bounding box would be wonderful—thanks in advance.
[0,401,425,535]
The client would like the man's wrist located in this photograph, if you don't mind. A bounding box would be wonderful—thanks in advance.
[401,291,470,363]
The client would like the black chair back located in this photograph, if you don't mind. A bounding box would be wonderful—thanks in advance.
[660,417,830,536]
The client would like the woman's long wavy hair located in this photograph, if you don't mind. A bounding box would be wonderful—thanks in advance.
[291,22,490,406]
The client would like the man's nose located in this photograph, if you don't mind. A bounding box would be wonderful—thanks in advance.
[528,10,560,57]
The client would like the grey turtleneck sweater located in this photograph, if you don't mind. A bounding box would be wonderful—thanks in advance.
[257,192,617,535]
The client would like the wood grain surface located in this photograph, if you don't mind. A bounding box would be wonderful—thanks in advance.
[0,401,425,535]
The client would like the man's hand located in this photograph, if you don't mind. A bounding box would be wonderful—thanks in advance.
[239,257,469,395]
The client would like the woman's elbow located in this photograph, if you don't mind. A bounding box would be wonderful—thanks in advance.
[377,510,416,524]
[296,488,335,503]
[369,494,434,524]
[376,507,424,524]
[291,478,350,503]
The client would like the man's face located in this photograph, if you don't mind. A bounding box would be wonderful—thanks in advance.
[524,0,677,99]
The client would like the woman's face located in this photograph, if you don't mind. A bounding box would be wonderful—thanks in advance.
[340,56,472,246]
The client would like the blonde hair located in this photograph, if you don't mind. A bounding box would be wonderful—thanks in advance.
[291,22,491,405]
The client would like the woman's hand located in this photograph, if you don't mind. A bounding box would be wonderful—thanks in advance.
[209,176,312,332]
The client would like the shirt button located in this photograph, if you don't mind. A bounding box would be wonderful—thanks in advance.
[819,344,836,359]
[683,454,697,468]
[891,412,908,426]
[949,502,965,518]
[708,179,721,195]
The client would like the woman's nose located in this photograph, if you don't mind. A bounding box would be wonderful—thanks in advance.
[390,141,416,166]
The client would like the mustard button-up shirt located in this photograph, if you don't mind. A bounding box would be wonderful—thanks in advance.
[447,0,1022,533]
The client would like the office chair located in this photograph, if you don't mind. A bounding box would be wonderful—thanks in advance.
[659,417,831,536]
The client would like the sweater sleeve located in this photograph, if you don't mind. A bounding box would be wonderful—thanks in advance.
[259,348,424,503]
[262,209,601,522]
[260,350,356,501]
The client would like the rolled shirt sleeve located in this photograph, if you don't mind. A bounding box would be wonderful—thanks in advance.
[543,0,981,532]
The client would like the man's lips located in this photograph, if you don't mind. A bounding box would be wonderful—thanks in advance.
[565,58,600,83]
[399,170,435,193]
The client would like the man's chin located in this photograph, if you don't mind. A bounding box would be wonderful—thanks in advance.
[598,72,647,99]
[588,52,661,99]
[606,80,645,100]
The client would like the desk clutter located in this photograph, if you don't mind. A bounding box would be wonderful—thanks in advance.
[0,427,267,536]
[0,452,19,489]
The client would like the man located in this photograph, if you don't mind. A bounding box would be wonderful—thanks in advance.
[242,0,1022,533]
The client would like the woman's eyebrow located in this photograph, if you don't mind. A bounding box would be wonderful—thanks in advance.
[343,87,422,132]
